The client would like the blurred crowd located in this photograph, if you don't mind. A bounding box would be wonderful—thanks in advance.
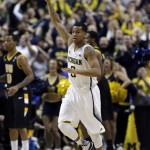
[0,0,150,149]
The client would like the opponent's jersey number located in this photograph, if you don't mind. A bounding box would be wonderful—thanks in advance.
[5,64,13,84]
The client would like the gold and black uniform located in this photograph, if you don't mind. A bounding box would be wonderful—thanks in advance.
[4,51,31,128]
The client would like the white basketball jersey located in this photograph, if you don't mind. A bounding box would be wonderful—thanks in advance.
[67,43,98,90]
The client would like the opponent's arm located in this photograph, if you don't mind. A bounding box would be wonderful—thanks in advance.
[16,55,34,88]
[62,46,101,78]
[45,0,72,45]
[7,55,34,96]
[0,74,7,82]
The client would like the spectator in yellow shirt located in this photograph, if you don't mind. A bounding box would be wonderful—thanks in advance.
[132,67,150,96]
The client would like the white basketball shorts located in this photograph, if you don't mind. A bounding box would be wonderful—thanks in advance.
[58,85,105,134]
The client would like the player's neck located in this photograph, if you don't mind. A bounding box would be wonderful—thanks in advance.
[90,41,97,48]
[8,49,17,57]
[75,41,85,50]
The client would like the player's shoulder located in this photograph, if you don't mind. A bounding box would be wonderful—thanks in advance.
[68,42,75,48]
[17,53,27,62]
[84,44,94,49]
[84,44,96,58]
[84,44,95,52]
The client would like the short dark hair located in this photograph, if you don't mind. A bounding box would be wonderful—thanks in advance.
[87,31,98,44]
[12,33,18,42]
[74,22,88,32]
[6,34,18,42]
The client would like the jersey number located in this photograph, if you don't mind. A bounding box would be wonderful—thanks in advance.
[7,74,12,84]
[5,64,13,84]
[71,66,76,77]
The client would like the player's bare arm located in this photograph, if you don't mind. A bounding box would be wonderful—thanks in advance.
[0,74,7,82]
[45,0,73,45]
[16,55,34,88]
[63,46,101,78]
[7,55,34,96]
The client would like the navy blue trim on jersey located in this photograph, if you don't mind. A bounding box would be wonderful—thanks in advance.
[90,77,92,88]
[90,77,103,124]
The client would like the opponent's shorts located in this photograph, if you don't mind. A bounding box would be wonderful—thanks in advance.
[4,88,31,128]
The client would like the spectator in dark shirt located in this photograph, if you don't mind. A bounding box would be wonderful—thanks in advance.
[50,36,68,68]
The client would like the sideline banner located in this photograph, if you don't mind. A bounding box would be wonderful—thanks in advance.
[124,112,140,150]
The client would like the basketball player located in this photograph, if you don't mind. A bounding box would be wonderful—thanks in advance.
[85,31,114,150]
[45,0,105,150]
[0,35,34,150]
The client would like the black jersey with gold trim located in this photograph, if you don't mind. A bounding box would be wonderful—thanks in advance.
[94,47,105,61]
[4,51,26,88]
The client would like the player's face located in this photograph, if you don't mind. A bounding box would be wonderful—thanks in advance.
[4,36,16,52]
[72,26,86,44]
[85,33,91,44]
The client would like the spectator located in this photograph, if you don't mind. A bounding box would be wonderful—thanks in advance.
[16,33,38,66]
[41,59,66,150]
[50,36,68,67]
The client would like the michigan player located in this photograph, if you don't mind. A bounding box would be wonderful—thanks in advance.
[45,0,105,149]
[0,35,34,150]
[84,31,114,150]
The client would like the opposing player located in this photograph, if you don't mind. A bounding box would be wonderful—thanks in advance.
[0,35,34,150]
[45,0,105,149]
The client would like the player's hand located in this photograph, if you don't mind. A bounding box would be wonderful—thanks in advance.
[62,68,77,74]
[7,86,19,97]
